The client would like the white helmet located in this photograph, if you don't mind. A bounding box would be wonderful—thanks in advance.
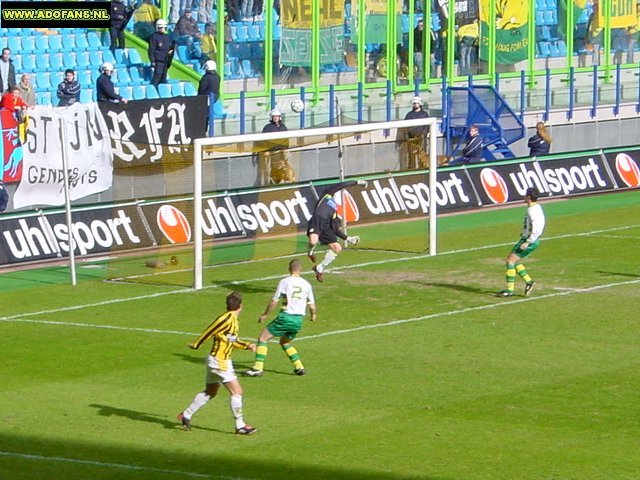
[204,60,217,71]
[270,108,281,117]
[156,19,168,29]
[101,62,114,72]
[411,96,423,106]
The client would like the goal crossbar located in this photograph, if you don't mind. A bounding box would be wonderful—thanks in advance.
[192,117,439,289]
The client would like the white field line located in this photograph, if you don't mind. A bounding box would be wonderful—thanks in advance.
[1,223,638,327]
[0,451,255,480]
[585,233,640,240]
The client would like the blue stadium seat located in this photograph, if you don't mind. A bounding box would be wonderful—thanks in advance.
[251,42,264,58]
[36,91,52,105]
[549,42,560,57]
[75,33,89,50]
[90,50,104,67]
[128,66,142,83]
[544,10,556,25]
[213,99,226,117]
[49,53,64,71]
[538,41,551,57]
[536,10,546,26]
[248,23,262,41]
[114,49,126,64]
[118,67,132,85]
[230,25,237,41]
[119,86,133,100]
[431,13,441,31]
[237,43,252,60]
[538,26,551,41]
[132,85,146,100]
[35,53,50,72]
[558,40,567,56]
[78,70,93,87]
[146,84,160,99]
[158,83,173,98]
[79,51,93,68]
[273,24,281,40]
[87,31,103,49]
[8,36,21,52]
[226,43,241,60]
[172,82,185,96]
[48,35,63,52]
[127,48,144,66]
[22,36,36,52]
[80,89,94,103]
[35,72,52,91]
[12,55,22,71]
[22,55,37,72]
[102,50,117,66]
[184,82,197,96]
[35,35,49,53]
[401,14,409,34]
[546,0,557,8]
[241,59,255,77]
[536,0,546,9]
[177,45,190,63]
[62,34,76,51]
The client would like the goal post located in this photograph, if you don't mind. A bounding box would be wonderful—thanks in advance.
[192,117,438,290]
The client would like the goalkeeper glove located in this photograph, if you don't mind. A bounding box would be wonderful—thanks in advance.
[357,179,368,188]
[346,236,360,245]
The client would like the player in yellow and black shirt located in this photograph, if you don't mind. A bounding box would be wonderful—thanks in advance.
[177,292,258,435]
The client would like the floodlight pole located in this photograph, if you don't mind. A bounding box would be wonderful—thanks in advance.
[60,118,77,286]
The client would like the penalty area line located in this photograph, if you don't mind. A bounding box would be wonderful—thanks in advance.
[0,451,256,480]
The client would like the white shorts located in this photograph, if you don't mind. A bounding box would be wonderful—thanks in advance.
[205,355,238,384]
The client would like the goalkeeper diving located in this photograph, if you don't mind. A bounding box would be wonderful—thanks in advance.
[307,179,368,282]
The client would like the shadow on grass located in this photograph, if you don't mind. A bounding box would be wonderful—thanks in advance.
[596,270,640,279]
[89,404,226,433]
[172,354,297,377]
[0,432,451,480]
[407,281,490,295]
[209,281,274,294]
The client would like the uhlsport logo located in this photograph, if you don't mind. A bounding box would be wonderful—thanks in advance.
[480,168,509,204]
[334,189,360,222]
[615,153,640,188]
[157,205,191,244]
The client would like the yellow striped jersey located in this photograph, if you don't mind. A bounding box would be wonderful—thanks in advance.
[192,311,250,361]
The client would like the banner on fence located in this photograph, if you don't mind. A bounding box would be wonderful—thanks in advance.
[98,96,207,167]
[479,0,529,64]
[13,103,113,209]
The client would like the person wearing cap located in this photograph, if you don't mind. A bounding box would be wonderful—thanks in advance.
[497,187,545,298]
[198,60,220,102]
[259,109,294,184]
[96,62,128,103]
[149,19,175,86]
[402,96,430,169]
[174,9,201,59]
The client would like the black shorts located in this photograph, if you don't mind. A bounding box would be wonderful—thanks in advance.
[307,216,338,245]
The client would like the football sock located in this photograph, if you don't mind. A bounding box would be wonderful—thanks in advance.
[317,250,338,273]
[505,263,516,292]
[515,263,533,283]
[230,394,245,429]
[184,391,211,419]
[308,244,316,256]
[252,341,268,371]
[281,342,304,370]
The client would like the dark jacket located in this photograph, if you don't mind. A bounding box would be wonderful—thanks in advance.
[175,15,200,37]
[404,108,430,137]
[0,182,9,212]
[111,0,128,29]
[527,134,550,157]
[96,73,123,102]
[462,134,484,162]
[262,120,288,134]
[0,59,16,93]
[148,32,172,62]
[57,79,81,107]
[198,71,221,99]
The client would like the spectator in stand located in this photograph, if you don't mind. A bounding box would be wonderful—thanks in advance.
[198,60,220,102]
[57,69,81,107]
[448,124,484,166]
[198,0,214,24]
[110,0,130,52]
[457,20,479,76]
[0,86,28,142]
[149,19,175,86]
[134,0,162,42]
[200,22,217,65]
[0,48,16,93]
[528,122,552,157]
[16,74,35,107]
[174,9,201,59]
[0,180,9,213]
[257,109,295,184]
[413,19,424,79]
[226,0,242,22]
[96,62,129,103]
[402,96,430,169]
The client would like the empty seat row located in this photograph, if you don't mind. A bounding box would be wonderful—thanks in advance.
[13,50,118,73]
[2,31,104,53]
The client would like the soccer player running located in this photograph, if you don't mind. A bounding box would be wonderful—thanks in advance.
[498,187,546,297]
[177,291,258,435]
[307,179,368,282]
[244,259,316,377]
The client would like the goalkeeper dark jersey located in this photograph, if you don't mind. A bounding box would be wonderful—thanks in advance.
[191,311,250,362]
[312,181,357,220]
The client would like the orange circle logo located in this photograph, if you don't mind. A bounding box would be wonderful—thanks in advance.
[480,168,509,204]
[615,153,640,188]
[334,190,360,222]
[157,205,191,244]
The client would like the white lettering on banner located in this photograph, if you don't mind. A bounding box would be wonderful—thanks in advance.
[509,159,608,196]
[201,191,313,235]
[362,175,471,214]
[13,103,113,209]
[2,210,142,259]
[106,102,191,163]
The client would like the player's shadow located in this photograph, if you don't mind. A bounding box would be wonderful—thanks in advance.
[209,281,274,294]
[407,281,489,295]
[172,354,294,377]
[173,353,205,365]
[596,270,640,279]
[89,404,225,433]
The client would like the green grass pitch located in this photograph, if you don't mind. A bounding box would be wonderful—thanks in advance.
[1,190,639,480]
